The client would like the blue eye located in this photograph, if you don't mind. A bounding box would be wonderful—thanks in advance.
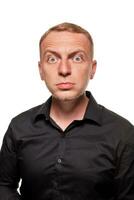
[73,55,83,62]
[47,56,58,63]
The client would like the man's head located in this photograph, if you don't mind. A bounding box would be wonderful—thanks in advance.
[39,22,94,60]
[38,22,97,101]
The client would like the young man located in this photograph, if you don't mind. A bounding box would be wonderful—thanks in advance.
[0,22,134,200]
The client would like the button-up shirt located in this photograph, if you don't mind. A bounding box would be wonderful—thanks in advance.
[0,91,134,200]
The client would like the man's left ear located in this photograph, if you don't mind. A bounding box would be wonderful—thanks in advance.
[38,61,44,80]
[90,60,97,80]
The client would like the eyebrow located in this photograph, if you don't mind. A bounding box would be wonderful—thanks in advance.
[43,50,61,58]
[42,49,87,59]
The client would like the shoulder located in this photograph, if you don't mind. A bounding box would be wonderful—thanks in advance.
[1,103,46,145]
[100,105,134,143]
[9,103,45,130]
[101,105,132,126]
[14,103,44,119]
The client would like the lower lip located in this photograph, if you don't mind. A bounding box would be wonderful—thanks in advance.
[56,83,74,89]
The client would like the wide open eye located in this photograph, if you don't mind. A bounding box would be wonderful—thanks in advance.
[73,55,83,63]
[47,55,58,64]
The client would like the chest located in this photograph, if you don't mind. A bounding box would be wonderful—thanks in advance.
[17,129,116,181]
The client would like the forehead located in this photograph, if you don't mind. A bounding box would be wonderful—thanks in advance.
[40,31,91,53]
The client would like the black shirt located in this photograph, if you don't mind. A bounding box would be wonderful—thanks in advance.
[0,91,134,200]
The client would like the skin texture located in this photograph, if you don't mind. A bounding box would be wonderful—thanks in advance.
[38,31,97,129]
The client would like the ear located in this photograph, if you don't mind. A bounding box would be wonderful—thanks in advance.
[38,61,44,80]
[90,60,97,80]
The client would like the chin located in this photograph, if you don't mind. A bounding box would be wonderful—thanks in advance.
[52,90,84,102]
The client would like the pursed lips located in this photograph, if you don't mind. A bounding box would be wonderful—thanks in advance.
[56,82,75,89]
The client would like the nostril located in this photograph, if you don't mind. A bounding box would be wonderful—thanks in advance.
[58,65,71,76]
[59,71,71,77]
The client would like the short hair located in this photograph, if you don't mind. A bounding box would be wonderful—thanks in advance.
[39,22,94,59]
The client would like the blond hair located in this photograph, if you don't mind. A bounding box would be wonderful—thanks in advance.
[39,22,94,59]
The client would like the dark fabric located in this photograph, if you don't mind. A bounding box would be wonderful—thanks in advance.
[0,91,134,200]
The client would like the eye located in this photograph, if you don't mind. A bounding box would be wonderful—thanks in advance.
[47,55,58,64]
[73,55,83,62]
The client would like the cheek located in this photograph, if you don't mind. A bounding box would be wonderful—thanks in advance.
[75,67,90,81]
[77,69,91,88]
[41,67,54,81]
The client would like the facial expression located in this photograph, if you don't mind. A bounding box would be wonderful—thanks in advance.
[39,31,97,101]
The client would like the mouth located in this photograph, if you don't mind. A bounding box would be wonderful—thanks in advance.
[56,82,75,90]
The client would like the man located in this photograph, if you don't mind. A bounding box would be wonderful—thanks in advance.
[0,22,134,200]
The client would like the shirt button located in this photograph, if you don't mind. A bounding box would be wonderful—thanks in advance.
[57,158,62,164]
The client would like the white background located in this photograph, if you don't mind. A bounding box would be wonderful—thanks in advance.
[0,0,134,147]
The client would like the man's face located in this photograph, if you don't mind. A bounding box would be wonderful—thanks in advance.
[39,31,97,101]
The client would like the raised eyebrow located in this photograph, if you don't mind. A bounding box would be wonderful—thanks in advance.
[43,50,61,58]
[42,49,86,58]
[68,50,86,58]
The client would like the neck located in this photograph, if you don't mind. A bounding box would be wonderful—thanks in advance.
[50,93,89,130]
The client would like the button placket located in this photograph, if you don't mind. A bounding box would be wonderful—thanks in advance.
[56,135,66,167]
[57,158,62,164]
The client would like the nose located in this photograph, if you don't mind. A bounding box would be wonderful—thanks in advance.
[58,59,71,77]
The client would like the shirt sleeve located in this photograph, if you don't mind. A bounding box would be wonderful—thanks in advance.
[115,125,134,200]
[0,123,21,200]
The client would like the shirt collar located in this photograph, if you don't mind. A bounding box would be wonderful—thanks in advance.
[34,96,52,121]
[34,91,102,126]
[84,91,102,126]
